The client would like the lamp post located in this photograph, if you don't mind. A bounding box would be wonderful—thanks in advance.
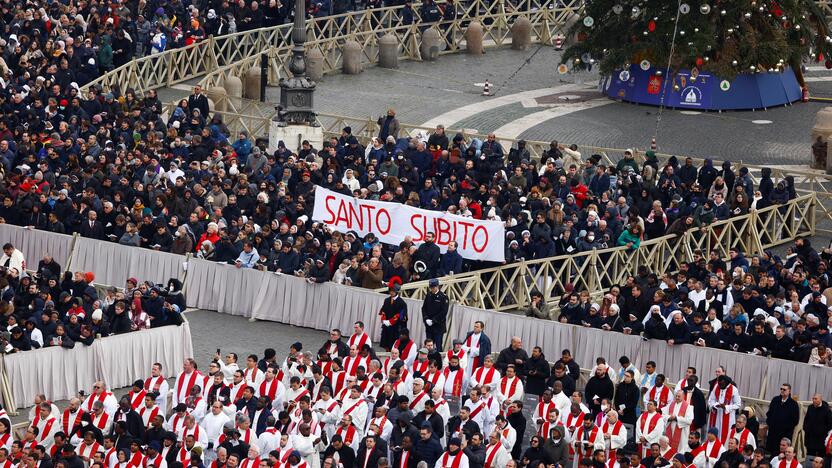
[276,0,317,127]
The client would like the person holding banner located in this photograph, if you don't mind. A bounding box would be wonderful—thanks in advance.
[379,284,408,351]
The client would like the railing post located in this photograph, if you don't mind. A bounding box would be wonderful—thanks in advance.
[588,248,599,293]
[166,51,175,87]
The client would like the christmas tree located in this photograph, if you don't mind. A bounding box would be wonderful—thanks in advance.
[561,0,832,84]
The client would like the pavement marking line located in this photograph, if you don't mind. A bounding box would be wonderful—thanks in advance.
[490,98,615,143]
[419,84,596,129]
[806,76,832,82]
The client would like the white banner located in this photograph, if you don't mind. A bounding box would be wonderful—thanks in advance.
[312,186,505,262]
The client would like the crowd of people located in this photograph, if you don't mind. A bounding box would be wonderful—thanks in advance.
[13,319,832,468]
[0,82,806,288]
[0,0,454,91]
[519,237,832,366]
[0,242,185,352]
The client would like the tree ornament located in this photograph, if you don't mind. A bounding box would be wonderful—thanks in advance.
[640,59,651,70]
[727,28,734,34]
[759,6,764,11]
[631,6,641,17]
[583,16,594,27]
[673,84,680,91]
[648,19,656,32]
[744,12,751,19]
[795,24,800,30]
[679,30,685,36]
[699,4,710,14]
[750,65,756,71]
[557,64,568,74]
[679,3,690,14]
[643,30,649,35]
[612,4,623,14]
[720,9,726,15]
[694,27,699,32]
[732,60,738,66]
[696,57,704,66]
[704,56,710,62]
[656,70,663,76]
[819,53,824,62]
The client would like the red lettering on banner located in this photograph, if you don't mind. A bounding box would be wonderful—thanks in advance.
[335,200,350,225]
[457,221,473,249]
[313,186,504,262]
[376,209,391,235]
[436,218,452,245]
[410,215,424,242]
[473,225,488,253]
[324,196,337,224]
[349,203,363,230]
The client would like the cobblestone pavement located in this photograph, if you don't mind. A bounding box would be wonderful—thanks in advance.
[260,47,832,165]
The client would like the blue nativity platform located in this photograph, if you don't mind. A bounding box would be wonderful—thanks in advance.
[601,64,802,111]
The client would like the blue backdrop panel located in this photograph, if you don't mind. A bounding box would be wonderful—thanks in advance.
[601,64,801,111]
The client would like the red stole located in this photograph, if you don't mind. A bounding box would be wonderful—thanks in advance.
[574,425,599,458]
[394,339,415,360]
[602,419,624,460]
[260,379,281,401]
[446,349,464,363]
[410,392,428,410]
[37,418,56,443]
[62,408,84,434]
[412,360,429,376]
[140,406,160,426]
[708,385,734,439]
[348,333,369,350]
[176,372,200,400]
[637,412,662,455]
[660,446,676,461]
[468,401,485,420]
[439,451,464,468]
[473,367,497,386]
[565,411,585,431]
[129,389,147,409]
[465,334,482,368]
[484,443,502,468]
[443,368,464,397]
[240,457,260,468]
[500,377,520,399]
[535,401,555,421]
[664,400,690,450]
[336,425,357,445]
[77,441,101,459]
[231,383,248,402]
[342,399,364,417]
[145,376,165,392]
[776,459,799,468]
[127,451,145,467]
[399,450,411,468]
[648,385,671,408]
[728,427,751,448]
[85,391,111,411]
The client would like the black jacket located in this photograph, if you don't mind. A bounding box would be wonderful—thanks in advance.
[495,347,529,375]
[411,411,444,440]
[765,396,800,453]
[524,354,551,396]
[613,381,640,424]
[446,417,480,444]
[585,374,615,415]
[421,290,449,333]
[803,401,832,454]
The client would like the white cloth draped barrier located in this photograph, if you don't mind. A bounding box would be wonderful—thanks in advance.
[3,223,830,405]
[0,224,75,269]
[70,237,186,288]
[2,323,193,410]
[448,305,832,401]
[184,259,427,344]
